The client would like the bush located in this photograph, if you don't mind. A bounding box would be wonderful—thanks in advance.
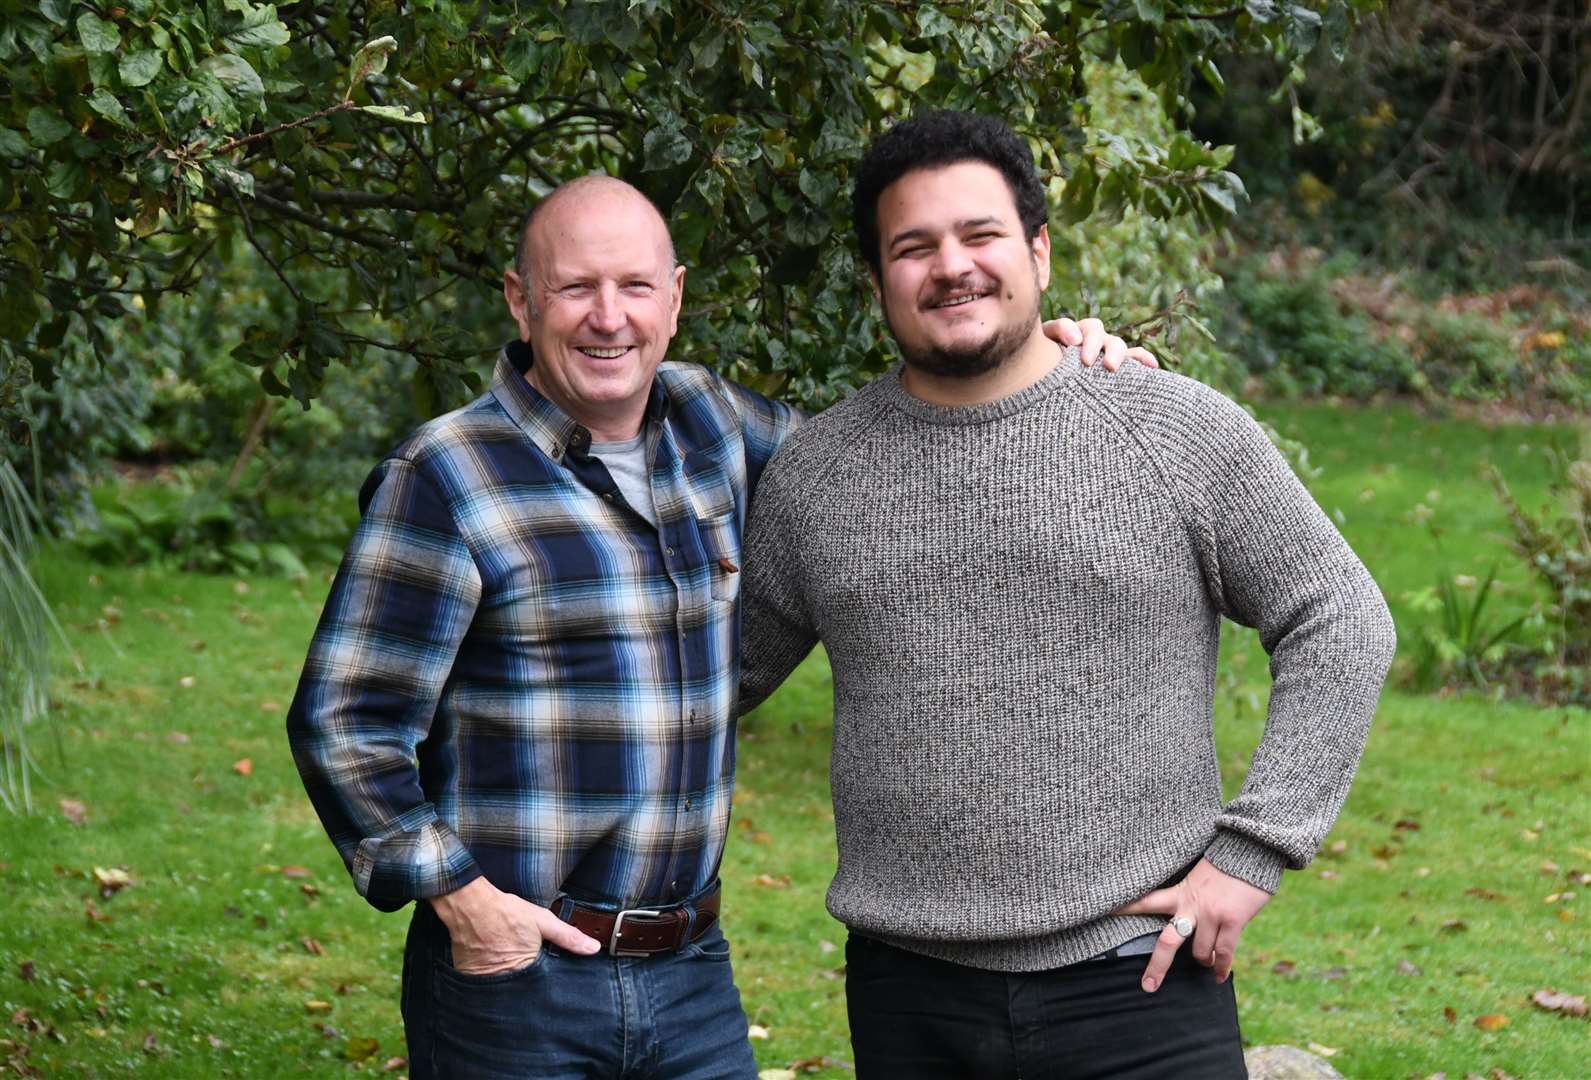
[1217,254,1414,398]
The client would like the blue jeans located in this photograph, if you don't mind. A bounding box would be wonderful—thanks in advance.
[402,902,759,1079]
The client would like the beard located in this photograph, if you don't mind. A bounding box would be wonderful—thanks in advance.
[884,267,1044,381]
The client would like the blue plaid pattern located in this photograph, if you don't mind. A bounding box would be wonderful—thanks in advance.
[287,342,800,912]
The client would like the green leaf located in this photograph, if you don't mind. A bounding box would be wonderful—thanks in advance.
[345,35,398,99]
[786,199,830,248]
[201,54,265,105]
[917,5,954,37]
[643,125,692,171]
[120,50,165,88]
[501,37,541,81]
[25,107,74,146]
[77,11,122,55]
[798,168,839,208]
[0,129,30,158]
[87,89,132,129]
[38,0,71,27]
[1245,0,1280,22]
[1133,0,1165,24]
[0,280,41,339]
[356,104,427,124]
[1059,162,1097,225]
[225,4,291,49]
[46,159,89,201]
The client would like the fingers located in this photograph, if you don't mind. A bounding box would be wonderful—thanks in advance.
[1041,317,1083,347]
[1079,318,1107,366]
[1113,885,1178,917]
[533,905,603,955]
[1101,336,1127,372]
[1190,915,1217,968]
[1125,346,1159,369]
[1138,921,1190,993]
[1211,923,1241,983]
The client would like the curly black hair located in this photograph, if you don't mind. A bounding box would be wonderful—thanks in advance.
[851,111,1048,278]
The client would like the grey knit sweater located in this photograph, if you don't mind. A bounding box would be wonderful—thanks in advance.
[737,348,1397,973]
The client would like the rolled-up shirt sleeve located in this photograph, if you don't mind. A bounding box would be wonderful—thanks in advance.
[286,456,483,911]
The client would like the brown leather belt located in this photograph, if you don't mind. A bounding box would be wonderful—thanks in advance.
[562,887,720,957]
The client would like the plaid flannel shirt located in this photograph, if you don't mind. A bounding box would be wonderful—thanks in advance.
[287,342,801,912]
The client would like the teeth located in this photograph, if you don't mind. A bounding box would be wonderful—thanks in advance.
[933,293,984,309]
[580,347,630,358]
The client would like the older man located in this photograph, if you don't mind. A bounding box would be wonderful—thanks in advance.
[288,172,1148,1078]
[738,112,1397,1079]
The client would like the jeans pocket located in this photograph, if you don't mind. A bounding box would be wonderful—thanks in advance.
[433,946,550,989]
[682,923,732,962]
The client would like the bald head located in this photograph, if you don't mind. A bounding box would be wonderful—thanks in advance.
[515,176,676,282]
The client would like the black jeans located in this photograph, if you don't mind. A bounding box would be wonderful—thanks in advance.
[845,934,1247,1080]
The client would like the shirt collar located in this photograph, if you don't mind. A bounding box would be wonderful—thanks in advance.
[490,340,671,463]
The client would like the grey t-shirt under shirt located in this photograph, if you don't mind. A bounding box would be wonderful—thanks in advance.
[589,434,657,528]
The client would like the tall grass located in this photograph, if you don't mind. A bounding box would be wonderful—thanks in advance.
[0,457,74,813]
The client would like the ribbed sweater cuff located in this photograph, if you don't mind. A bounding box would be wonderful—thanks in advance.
[1203,831,1288,895]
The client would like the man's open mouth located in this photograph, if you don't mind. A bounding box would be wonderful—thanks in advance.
[926,290,993,310]
[577,346,634,359]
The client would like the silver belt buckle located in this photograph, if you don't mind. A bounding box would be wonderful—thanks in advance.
[609,908,669,957]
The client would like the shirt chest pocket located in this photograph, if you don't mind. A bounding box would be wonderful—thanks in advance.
[683,451,741,604]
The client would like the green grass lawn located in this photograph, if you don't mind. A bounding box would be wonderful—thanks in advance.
[2,401,1586,1078]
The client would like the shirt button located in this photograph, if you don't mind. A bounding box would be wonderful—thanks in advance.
[670,879,681,896]
[603,492,614,501]
[684,798,693,811]
[665,546,675,556]
[688,710,698,722]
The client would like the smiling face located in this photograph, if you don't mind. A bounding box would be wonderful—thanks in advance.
[873,160,1051,380]
[503,179,685,442]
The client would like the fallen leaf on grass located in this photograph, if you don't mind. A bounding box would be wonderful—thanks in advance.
[1318,966,1348,981]
[1465,887,1504,901]
[1397,959,1424,976]
[301,937,325,956]
[280,865,313,879]
[1443,1007,1457,1024]
[17,962,34,982]
[343,1036,380,1062]
[1472,1014,1510,1031]
[1395,818,1422,831]
[58,800,87,826]
[1529,989,1587,1017]
[1439,919,1468,933]
[752,874,791,889]
[142,1033,159,1054]
[382,1057,408,1072]
[1306,1043,1339,1057]
[259,701,281,713]
[305,1000,333,1013]
[787,1056,853,1073]
[301,883,321,902]
[166,732,190,744]
[207,1035,224,1049]
[1271,960,1297,978]
[758,1071,798,1080]
[232,758,253,777]
[818,940,836,954]
[83,899,111,923]
[92,867,133,896]
[747,1024,770,1040]
[178,676,196,689]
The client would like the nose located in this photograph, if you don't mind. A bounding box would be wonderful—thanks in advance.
[929,239,974,282]
[587,283,626,334]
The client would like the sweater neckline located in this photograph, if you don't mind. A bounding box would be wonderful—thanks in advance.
[879,346,1081,427]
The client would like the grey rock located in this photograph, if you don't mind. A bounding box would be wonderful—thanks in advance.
[1244,1044,1347,1080]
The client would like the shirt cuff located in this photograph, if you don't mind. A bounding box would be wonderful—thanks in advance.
[1203,830,1288,895]
[352,822,482,912]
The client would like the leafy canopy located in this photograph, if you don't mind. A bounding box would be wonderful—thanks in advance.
[0,0,1380,426]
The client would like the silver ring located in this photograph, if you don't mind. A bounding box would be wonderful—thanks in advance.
[1171,915,1196,939]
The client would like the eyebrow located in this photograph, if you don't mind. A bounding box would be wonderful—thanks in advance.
[887,217,1006,250]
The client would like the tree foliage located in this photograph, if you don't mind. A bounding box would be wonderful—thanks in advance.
[2,0,1380,436]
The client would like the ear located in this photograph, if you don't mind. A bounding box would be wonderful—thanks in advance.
[667,264,686,336]
[503,269,534,341]
[868,268,882,305]
[1031,224,1051,292]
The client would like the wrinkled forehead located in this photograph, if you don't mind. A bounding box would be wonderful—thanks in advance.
[531,192,674,281]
